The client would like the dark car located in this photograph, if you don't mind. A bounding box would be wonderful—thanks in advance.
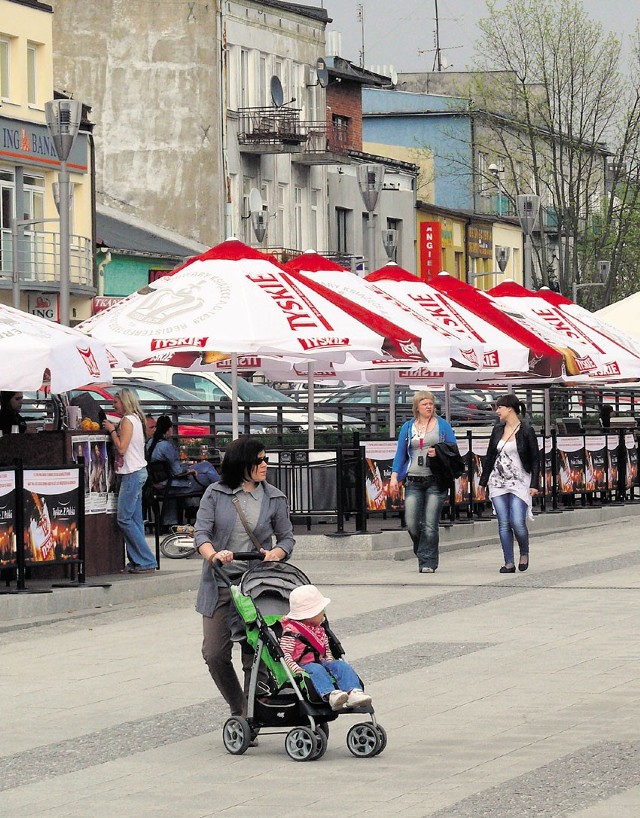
[318,384,496,426]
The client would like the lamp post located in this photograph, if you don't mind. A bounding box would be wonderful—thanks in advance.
[516,194,540,289]
[495,245,510,274]
[357,164,385,275]
[572,260,609,304]
[381,228,398,262]
[45,98,83,326]
[488,163,504,216]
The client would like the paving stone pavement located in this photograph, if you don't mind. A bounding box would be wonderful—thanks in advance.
[2,515,640,817]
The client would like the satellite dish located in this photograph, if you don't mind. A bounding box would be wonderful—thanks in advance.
[249,187,263,214]
[316,57,329,88]
[270,75,284,108]
[389,67,398,86]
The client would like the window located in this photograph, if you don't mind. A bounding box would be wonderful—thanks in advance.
[310,188,319,250]
[275,183,286,247]
[294,186,303,250]
[0,37,9,99]
[27,42,37,106]
[336,207,349,254]
[478,151,488,194]
[386,217,401,264]
[332,114,350,145]
[240,49,249,108]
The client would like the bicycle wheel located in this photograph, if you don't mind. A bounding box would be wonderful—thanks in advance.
[160,532,197,559]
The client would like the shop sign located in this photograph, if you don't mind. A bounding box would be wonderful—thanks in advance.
[28,292,59,321]
[149,268,174,284]
[92,296,123,314]
[419,221,442,281]
[467,223,493,258]
[0,115,88,172]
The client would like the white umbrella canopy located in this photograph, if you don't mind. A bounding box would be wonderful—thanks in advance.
[286,253,485,374]
[366,263,534,378]
[489,281,640,382]
[595,292,640,340]
[0,303,113,392]
[78,240,426,366]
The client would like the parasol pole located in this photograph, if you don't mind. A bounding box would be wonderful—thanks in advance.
[231,352,239,439]
[389,370,396,437]
[307,361,315,450]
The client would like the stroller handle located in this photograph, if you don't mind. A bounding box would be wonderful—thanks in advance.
[210,551,264,584]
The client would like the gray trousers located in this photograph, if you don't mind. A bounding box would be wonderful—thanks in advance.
[201,586,253,717]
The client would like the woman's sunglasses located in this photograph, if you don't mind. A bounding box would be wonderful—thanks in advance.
[254,456,269,465]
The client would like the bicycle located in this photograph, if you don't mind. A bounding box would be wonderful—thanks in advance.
[159,524,198,559]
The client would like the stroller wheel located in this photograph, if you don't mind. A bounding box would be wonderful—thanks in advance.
[372,724,387,756]
[312,727,328,760]
[346,723,382,758]
[222,716,252,755]
[285,726,319,762]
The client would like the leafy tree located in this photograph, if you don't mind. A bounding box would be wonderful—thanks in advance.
[468,0,640,305]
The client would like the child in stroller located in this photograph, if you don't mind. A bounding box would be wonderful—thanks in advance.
[281,585,372,711]
[219,559,386,761]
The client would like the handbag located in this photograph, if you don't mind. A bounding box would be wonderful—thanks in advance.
[231,494,263,551]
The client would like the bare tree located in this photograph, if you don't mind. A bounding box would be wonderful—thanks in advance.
[467,0,640,304]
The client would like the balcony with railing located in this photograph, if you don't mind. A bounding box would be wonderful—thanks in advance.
[237,107,308,154]
[0,230,94,291]
[294,120,353,165]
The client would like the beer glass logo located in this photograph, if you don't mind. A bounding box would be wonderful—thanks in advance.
[129,287,203,324]
[77,345,101,377]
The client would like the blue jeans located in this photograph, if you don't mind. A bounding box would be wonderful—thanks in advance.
[491,492,529,566]
[404,479,447,570]
[302,659,362,699]
[118,468,157,569]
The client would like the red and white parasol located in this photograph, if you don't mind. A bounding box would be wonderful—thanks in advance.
[0,303,113,392]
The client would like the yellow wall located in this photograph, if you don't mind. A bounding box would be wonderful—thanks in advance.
[1,0,94,316]
[364,140,434,202]
[416,209,467,280]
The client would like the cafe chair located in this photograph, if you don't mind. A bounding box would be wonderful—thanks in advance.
[144,460,203,565]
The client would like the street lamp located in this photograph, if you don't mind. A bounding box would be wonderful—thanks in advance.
[495,245,510,273]
[488,163,504,216]
[45,98,83,326]
[516,194,540,289]
[381,228,398,261]
[572,260,610,304]
[357,164,385,275]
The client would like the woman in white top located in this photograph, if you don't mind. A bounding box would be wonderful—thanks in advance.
[479,394,540,574]
[103,388,157,573]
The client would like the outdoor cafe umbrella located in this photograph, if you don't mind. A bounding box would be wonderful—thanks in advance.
[78,239,427,440]
[489,280,640,382]
[0,303,113,393]
[595,292,640,342]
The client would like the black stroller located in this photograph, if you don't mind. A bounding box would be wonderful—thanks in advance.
[216,558,387,761]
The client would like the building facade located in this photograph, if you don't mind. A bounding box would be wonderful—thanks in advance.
[1,0,94,321]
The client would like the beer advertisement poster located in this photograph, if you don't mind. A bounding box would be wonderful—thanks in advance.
[625,434,638,490]
[0,470,17,568]
[539,436,554,495]
[585,435,607,492]
[556,436,585,493]
[470,437,489,502]
[23,468,80,565]
[72,435,113,514]
[363,441,401,511]
[454,437,471,504]
[606,434,620,490]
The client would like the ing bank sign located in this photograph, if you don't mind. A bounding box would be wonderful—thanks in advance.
[0,115,88,172]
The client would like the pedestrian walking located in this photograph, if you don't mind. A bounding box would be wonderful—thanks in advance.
[389,390,459,574]
[479,394,540,573]
[193,436,295,718]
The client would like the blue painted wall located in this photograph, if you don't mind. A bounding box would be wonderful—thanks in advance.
[363,88,474,211]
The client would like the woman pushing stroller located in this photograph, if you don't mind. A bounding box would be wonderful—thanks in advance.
[281,585,372,710]
[194,436,294,718]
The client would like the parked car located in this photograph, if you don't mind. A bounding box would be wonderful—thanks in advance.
[317,384,497,426]
[114,366,364,431]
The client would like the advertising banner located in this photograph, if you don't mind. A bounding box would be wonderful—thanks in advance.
[454,437,471,504]
[584,434,608,492]
[363,441,402,511]
[23,468,80,564]
[0,470,17,568]
[470,436,489,501]
[72,435,117,513]
[606,434,620,490]
[624,433,638,490]
[556,435,585,493]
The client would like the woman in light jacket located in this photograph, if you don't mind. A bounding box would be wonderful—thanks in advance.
[194,436,294,718]
[389,391,456,574]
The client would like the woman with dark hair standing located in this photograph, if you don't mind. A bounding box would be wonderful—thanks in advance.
[480,394,540,573]
[194,436,294,718]
[102,388,157,573]
[0,391,27,434]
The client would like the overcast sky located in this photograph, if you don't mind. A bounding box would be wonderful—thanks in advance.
[309,0,638,74]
